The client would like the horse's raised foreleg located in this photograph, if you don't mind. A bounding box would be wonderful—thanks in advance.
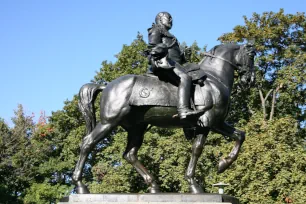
[72,122,116,193]
[213,122,245,173]
[123,124,160,193]
[185,127,209,194]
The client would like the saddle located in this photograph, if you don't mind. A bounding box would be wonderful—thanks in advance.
[183,63,207,84]
[129,74,212,107]
[148,61,206,79]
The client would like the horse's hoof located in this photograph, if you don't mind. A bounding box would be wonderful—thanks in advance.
[189,184,204,194]
[149,183,160,193]
[149,188,160,193]
[75,181,90,194]
[218,158,229,173]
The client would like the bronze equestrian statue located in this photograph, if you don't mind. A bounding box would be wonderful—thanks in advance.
[72,12,256,194]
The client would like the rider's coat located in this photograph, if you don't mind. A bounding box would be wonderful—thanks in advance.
[148,24,184,65]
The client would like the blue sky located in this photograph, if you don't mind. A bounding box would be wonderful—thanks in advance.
[0,0,304,126]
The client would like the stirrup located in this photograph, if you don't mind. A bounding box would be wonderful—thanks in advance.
[178,108,204,120]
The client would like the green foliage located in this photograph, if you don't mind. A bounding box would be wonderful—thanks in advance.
[89,128,192,193]
[0,104,76,203]
[24,183,70,204]
[0,118,21,204]
[188,41,206,63]
[218,9,306,123]
[94,32,148,83]
[198,114,306,203]
[0,105,36,203]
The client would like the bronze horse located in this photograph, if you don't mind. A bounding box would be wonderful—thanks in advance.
[72,43,255,194]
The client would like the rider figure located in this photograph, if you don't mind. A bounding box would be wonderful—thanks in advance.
[148,12,202,120]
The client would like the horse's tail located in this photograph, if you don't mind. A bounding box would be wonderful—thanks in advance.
[78,83,106,134]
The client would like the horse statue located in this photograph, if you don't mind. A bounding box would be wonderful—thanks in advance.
[72,43,255,194]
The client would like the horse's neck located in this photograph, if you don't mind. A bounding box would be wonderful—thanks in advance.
[200,54,235,89]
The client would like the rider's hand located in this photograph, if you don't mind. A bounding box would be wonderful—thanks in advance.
[150,43,168,60]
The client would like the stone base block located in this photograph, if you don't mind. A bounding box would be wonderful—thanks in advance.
[59,193,239,204]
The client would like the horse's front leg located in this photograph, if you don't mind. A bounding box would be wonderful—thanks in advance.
[184,127,209,194]
[213,122,245,173]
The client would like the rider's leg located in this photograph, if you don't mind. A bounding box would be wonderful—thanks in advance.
[173,66,203,119]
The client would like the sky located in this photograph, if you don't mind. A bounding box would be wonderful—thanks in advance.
[0,0,304,126]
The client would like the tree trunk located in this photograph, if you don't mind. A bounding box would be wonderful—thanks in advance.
[269,89,276,121]
[259,89,273,121]
[269,83,283,121]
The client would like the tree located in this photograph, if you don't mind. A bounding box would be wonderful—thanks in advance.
[198,9,306,203]
[94,32,148,83]
[0,106,72,204]
[218,9,306,124]
[0,118,17,203]
[23,109,73,204]
[0,105,35,203]
[194,114,306,204]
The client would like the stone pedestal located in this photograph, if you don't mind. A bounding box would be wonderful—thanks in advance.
[59,193,239,204]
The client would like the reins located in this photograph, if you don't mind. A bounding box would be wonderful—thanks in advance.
[201,52,239,69]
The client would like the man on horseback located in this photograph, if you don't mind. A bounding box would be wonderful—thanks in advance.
[147,12,202,120]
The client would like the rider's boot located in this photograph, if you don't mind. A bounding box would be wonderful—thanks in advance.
[177,74,204,120]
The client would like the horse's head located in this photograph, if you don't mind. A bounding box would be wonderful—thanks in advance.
[234,44,256,88]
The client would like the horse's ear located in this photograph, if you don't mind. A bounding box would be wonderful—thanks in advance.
[244,39,256,56]
[246,38,255,46]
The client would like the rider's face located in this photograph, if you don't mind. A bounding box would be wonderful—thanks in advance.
[160,15,172,30]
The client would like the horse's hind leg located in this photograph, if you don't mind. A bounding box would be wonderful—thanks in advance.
[123,124,160,193]
[185,127,209,194]
[213,122,245,173]
[72,122,117,193]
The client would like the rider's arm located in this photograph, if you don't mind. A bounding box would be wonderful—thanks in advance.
[148,26,162,49]
[147,26,163,67]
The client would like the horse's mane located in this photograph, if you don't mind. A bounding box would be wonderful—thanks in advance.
[201,43,242,66]
[208,43,240,55]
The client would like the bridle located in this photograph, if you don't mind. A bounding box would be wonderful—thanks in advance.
[201,52,239,70]
[198,45,255,89]
[199,45,254,71]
